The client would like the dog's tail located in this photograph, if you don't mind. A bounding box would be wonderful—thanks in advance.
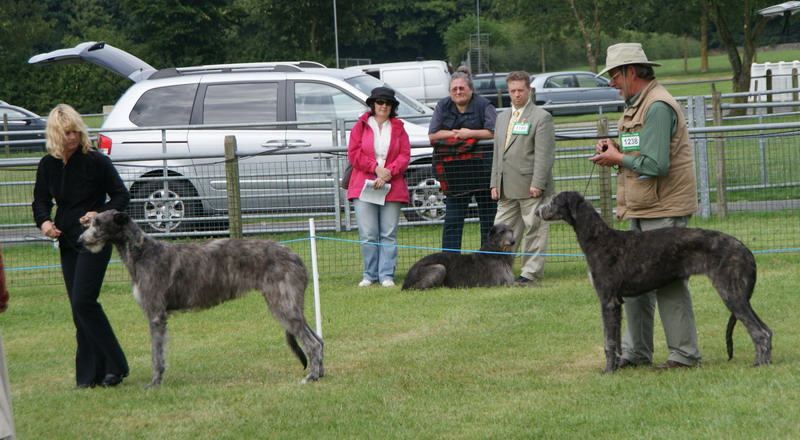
[726,314,736,360]
[286,331,308,369]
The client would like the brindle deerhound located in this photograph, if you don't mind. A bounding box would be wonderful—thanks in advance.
[402,223,516,290]
[535,191,772,372]
[78,210,324,387]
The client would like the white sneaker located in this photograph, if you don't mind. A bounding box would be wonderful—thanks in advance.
[381,279,395,288]
[358,279,373,287]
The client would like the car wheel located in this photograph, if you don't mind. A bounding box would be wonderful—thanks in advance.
[129,180,202,233]
[404,167,445,222]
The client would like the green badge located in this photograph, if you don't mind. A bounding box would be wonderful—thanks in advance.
[620,131,641,151]
[511,122,531,135]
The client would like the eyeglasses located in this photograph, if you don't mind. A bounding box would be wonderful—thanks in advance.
[373,99,392,106]
[609,70,622,82]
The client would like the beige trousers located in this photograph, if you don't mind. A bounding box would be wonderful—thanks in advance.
[494,195,552,280]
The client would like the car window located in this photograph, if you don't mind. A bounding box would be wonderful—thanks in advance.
[129,84,196,127]
[548,75,577,88]
[423,67,445,86]
[474,77,494,90]
[203,82,279,124]
[0,108,27,119]
[345,74,429,117]
[576,74,605,88]
[294,82,366,129]
[383,69,420,88]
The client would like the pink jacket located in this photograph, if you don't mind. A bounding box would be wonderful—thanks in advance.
[347,112,411,202]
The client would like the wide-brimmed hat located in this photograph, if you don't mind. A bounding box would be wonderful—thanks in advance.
[366,86,399,107]
[597,43,662,77]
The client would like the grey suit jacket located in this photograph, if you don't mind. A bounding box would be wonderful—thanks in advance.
[490,100,556,199]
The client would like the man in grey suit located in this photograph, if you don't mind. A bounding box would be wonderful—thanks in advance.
[490,71,556,285]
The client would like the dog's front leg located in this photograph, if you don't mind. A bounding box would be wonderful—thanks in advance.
[598,298,622,374]
[147,314,168,388]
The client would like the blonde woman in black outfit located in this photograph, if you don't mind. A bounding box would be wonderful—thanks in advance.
[32,104,130,389]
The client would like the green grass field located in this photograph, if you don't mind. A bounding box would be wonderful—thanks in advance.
[2,252,798,439]
[1,47,798,439]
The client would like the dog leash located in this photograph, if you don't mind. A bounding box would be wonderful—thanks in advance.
[583,161,597,195]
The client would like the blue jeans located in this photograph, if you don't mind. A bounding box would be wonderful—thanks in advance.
[441,189,497,252]
[354,200,402,282]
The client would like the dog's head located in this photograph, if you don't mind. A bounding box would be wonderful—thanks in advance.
[487,223,516,251]
[535,191,584,226]
[78,210,133,253]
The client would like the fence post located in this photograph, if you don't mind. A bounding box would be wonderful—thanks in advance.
[793,68,798,113]
[766,70,773,115]
[688,96,711,219]
[2,115,8,155]
[596,116,613,225]
[331,118,344,233]
[224,135,243,238]
[712,90,727,217]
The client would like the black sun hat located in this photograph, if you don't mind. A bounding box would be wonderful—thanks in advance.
[366,86,399,107]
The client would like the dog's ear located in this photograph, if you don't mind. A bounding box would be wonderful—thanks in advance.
[113,211,130,226]
[565,192,582,225]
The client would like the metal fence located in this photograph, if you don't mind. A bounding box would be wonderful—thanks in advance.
[2,94,798,288]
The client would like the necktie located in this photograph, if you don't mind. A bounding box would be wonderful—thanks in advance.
[505,110,520,148]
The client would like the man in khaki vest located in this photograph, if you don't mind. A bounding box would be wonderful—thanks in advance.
[590,43,701,370]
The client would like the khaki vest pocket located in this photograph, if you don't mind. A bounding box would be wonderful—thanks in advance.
[624,174,659,210]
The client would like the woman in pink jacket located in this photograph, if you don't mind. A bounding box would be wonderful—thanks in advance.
[347,87,411,287]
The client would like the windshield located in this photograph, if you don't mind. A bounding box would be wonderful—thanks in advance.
[346,75,432,117]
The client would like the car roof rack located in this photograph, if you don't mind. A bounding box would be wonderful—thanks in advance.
[149,61,327,79]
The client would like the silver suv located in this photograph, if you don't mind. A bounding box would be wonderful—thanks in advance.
[30,42,445,232]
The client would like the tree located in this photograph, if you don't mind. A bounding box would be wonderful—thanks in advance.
[701,0,774,97]
[639,0,705,74]
[566,0,603,72]
[120,0,240,68]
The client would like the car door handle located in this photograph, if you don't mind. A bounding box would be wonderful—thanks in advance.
[285,139,311,148]
[261,140,289,148]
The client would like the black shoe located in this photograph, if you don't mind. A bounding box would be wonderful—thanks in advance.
[653,360,695,371]
[515,276,537,286]
[617,358,651,370]
[101,372,129,387]
[75,382,96,389]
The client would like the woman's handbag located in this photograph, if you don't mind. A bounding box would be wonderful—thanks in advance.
[340,163,353,190]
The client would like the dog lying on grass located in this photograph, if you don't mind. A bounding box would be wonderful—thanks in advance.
[402,223,517,290]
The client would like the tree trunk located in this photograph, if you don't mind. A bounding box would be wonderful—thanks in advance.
[683,35,689,74]
[700,6,709,73]
[541,42,546,73]
[567,0,600,73]
[309,19,318,57]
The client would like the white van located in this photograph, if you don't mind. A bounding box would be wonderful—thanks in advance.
[346,60,453,108]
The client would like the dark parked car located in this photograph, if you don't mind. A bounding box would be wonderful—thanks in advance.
[0,104,46,151]
[473,73,510,108]
[530,71,623,115]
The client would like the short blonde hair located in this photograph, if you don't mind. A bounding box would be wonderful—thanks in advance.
[46,104,92,159]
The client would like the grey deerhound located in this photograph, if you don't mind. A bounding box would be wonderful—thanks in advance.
[78,210,324,387]
[535,191,772,372]
[402,223,516,290]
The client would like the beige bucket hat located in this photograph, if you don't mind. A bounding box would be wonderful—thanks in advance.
[597,43,662,77]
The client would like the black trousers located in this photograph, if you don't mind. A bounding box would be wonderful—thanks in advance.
[59,243,128,386]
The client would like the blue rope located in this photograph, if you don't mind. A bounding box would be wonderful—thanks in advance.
[6,238,798,273]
